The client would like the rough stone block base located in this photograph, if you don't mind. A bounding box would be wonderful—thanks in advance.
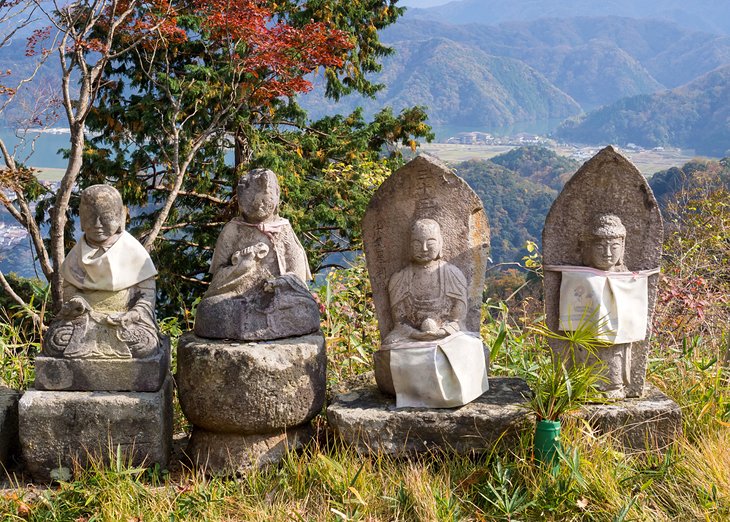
[19,376,173,481]
[0,387,20,466]
[570,385,682,453]
[177,332,326,433]
[185,424,313,475]
[327,375,533,456]
[34,338,170,392]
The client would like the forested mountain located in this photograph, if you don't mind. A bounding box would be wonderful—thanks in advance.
[649,158,730,208]
[302,37,581,129]
[455,147,579,262]
[381,16,730,97]
[489,146,579,190]
[300,15,730,137]
[408,0,730,35]
[555,66,730,157]
[458,159,556,263]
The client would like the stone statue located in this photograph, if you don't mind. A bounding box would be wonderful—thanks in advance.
[364,155,490,409]
[543,146,663,399]
[375,218,488,409]
[385,219,468,344]
[193,168,320,340]
[43,185,160,359]
[578,213,631,397]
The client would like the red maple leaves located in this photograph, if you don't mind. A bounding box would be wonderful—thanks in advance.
[193,0,352,101]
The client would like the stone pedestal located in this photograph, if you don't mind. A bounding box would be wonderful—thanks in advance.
[177,332,326,473]
[569,385,682,453]
[19,376,173,482]
[327,375,533,456]
[33,338,170,392]
[186,425,313,474]
[0,386,20,467]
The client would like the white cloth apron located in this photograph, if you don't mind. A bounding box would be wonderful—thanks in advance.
[545,265,659,344]
[388,332,489,408]
[62,231,158,291]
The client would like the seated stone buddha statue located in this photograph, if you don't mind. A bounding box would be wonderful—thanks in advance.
[193,168,320,341]
[44,185,160,359]
[374,218,489,408]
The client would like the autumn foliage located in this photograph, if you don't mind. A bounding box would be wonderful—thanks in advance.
[98,0,353,104]
[197,0,351,97]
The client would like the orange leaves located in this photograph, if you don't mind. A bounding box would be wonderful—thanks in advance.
[107,0,187,51]
[192,0,352,102]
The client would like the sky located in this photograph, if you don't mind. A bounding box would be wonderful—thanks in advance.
[398,0,453,7]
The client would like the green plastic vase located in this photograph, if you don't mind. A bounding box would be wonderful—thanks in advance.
[534,419,561,464]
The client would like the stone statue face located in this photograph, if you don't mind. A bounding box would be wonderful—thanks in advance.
[80,201,122,245]
[410,220,442,265]
[240,190,277,223]
[237,170,280,223]
[587,236,625,271]
[79,187,124,246]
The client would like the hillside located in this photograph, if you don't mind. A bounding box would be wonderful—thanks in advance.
[302,38,581,129]
[489,146,579,190]
[649,158,730,208]
[458,158,556,263]
[383,16,730,94]
[555,66,730,157]
[454,147,578,262]
[299,15,730,135]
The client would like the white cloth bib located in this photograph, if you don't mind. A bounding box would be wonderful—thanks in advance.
[546,265,659,344]
[388,332,489,408]
[62,231,158,291]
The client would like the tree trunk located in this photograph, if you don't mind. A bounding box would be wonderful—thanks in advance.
[49,123,84,312]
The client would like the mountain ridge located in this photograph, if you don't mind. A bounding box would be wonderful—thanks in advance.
[555,65,730,156]
[407,0,730,35]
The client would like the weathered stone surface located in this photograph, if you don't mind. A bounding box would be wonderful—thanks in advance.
[19,376,173,482]
[327,375,532,455]
[570,385,682,453]
[177,332,326,434]
[45,184,162,360]
[185,424,313,475]
[543,146,663,398]
[362,155,491,406]
[0,387,20,466]
[194,169,320,341]
[363,154,490,339]
[33,337,170,392]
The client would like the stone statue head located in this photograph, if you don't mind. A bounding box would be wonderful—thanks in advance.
[584,213,626,271]
[237,168,280,224]
[410,218,443,265]
[79,185,126,246]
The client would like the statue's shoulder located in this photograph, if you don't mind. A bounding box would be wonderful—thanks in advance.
[441,260,466,284]
[388,264,412,288]
[440,260,467,300]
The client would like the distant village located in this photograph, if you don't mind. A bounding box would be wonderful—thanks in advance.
[443,131,675,162]
[444,131,549,146]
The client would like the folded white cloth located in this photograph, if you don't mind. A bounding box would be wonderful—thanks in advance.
[546,265,659,344]
[62,231,158,291]
[388,332,489,408]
